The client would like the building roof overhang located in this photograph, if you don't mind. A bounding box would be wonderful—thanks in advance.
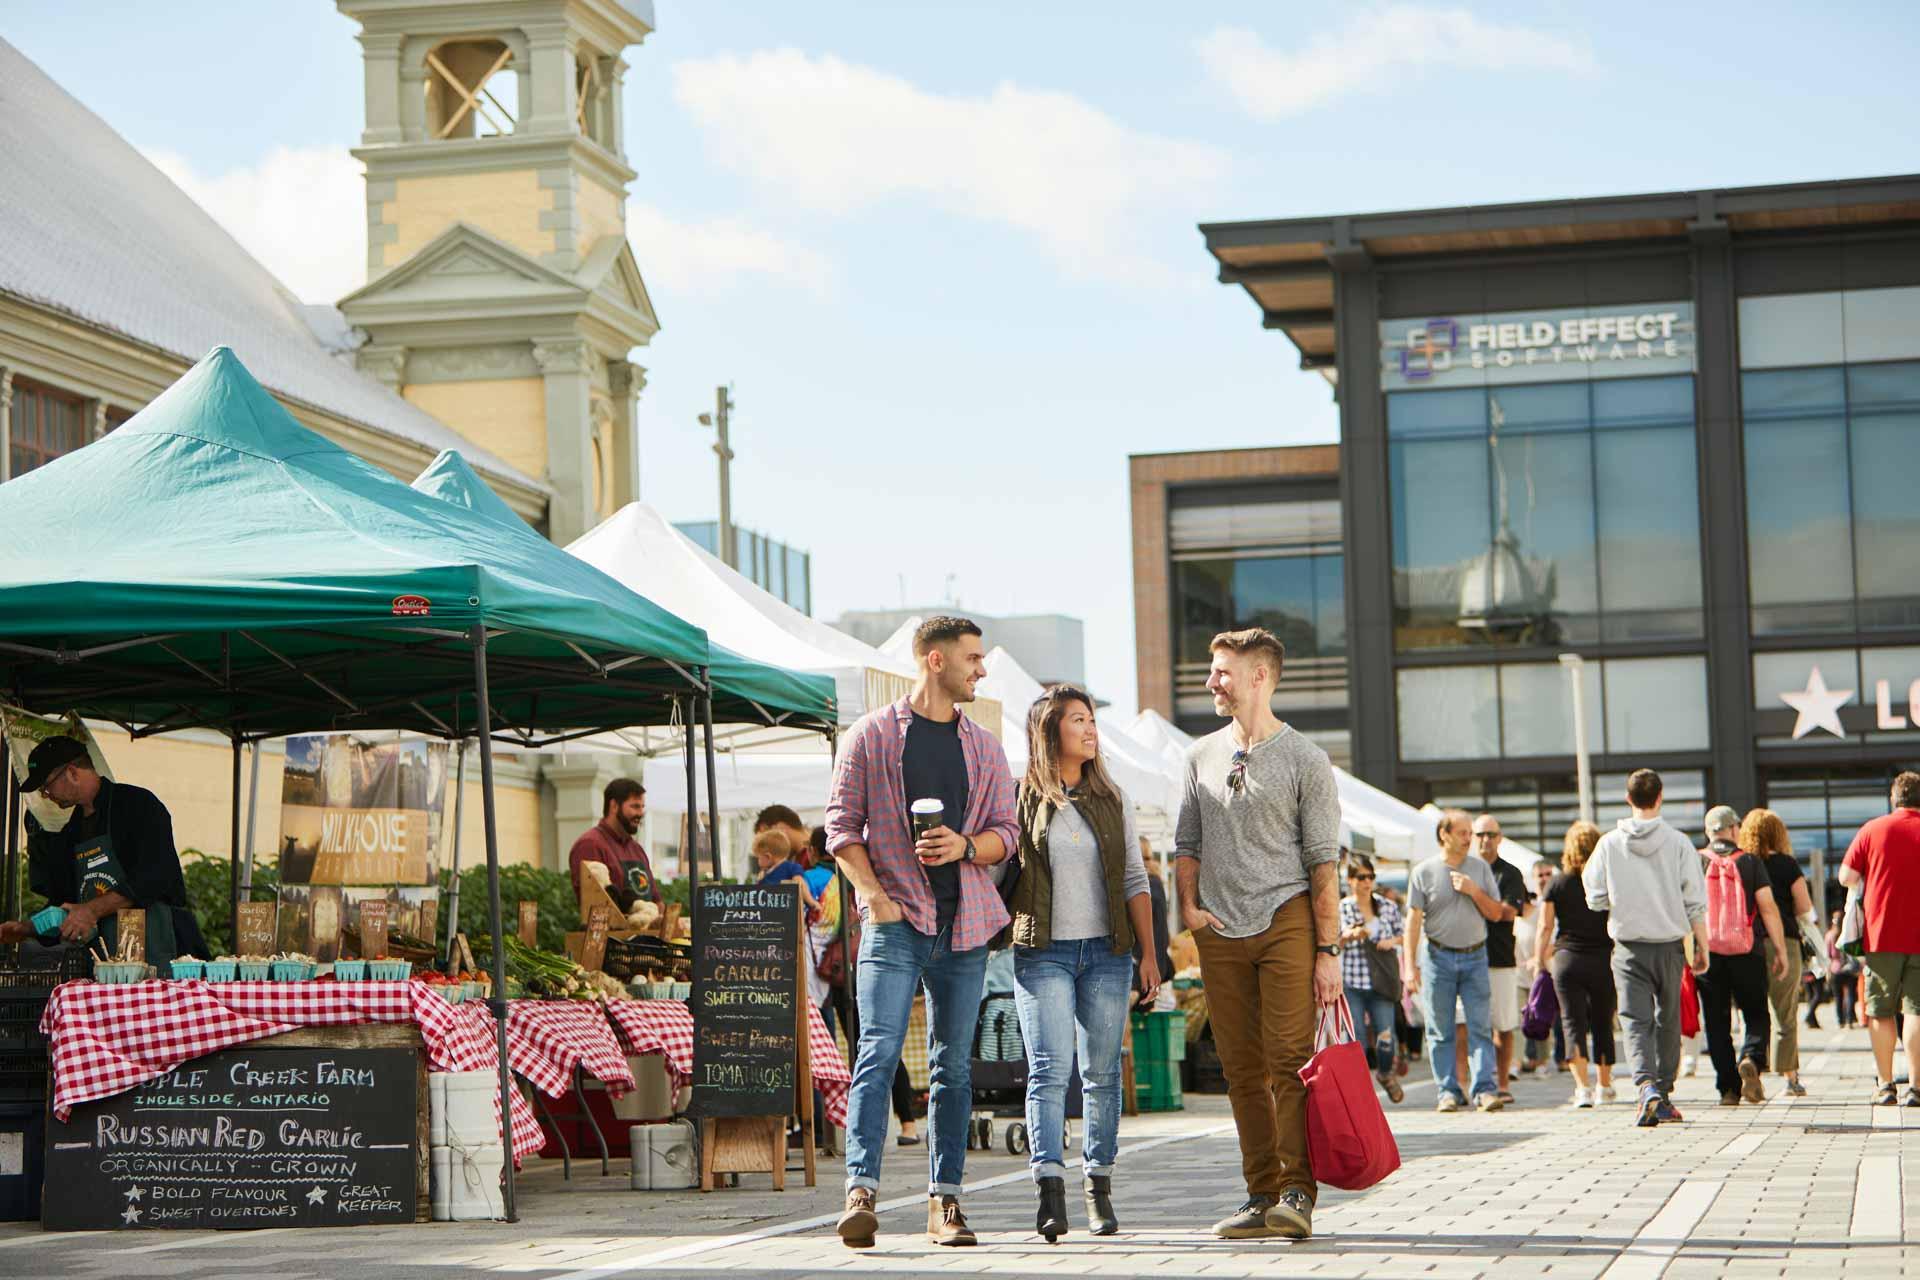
[1200,172,1920,386]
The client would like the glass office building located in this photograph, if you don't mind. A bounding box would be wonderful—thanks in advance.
[1198,174,1920,890]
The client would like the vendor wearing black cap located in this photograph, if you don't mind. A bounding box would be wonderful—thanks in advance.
[0,735,208,965]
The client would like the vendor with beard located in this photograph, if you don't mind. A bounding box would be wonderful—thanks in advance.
[568,778,662,911]
[0,735,209,965]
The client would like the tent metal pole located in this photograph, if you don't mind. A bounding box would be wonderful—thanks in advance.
[471,624,518,1222]
[700,693,721,882]
[228,731,242,953]
[444,738,468,971]
[239,740,261,902]
[3,771,18,927]
[682,701,699,900]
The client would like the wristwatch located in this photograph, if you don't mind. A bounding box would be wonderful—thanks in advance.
[962,837,977,864]
[1315,944,1339,957]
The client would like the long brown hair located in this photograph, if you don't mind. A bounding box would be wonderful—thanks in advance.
[1562,820,1601,875]
[1021,685,1117,809]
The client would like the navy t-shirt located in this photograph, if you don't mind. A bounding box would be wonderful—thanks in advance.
[902,711,970,933]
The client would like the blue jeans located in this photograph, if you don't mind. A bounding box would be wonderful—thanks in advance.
[1345,986,1397,1075]
[1011,938,1134,1182]
[843,920,988,1194]
[1421,942,1495,1102]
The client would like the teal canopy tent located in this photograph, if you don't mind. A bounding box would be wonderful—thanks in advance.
[0,347,732,1219]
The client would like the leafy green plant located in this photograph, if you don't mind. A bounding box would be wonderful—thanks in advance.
[439,862,577,955]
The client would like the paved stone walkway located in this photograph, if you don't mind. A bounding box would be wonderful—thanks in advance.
[4,1024,1915,1278]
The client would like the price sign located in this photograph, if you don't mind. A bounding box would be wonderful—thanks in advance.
[116,908,146,964]
[359,900,390,960]
[236,902,276,957]
[582,904,611,972]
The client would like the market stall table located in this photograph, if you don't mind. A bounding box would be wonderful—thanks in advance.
[504,999,636,1176]
[40,978,545,1163]
[602,999,851,1126]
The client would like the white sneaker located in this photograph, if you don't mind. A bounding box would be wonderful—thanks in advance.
[1572,1087,1595,1108]
[1599,1085,1618,1104]
[1681,1056,1697,1078]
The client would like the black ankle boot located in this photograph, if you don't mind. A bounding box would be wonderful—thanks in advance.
[1035,1176,1068,1243]
[1085,1175,1119,1235]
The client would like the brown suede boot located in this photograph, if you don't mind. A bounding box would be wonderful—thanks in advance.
[836,1187,878,1249]
[928,1194,978,1246]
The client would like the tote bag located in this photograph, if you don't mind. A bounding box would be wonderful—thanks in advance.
[1298,1000,1400,1191]
[1520,970,1559,1042]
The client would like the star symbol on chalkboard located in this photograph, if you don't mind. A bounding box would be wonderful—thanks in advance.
[121,1204,141,1225]
[124,1185,144,1201]
[306,1185,328,1206]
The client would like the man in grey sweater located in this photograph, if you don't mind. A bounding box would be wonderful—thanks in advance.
[1584,769,1709,1127]
[1174,627,1343,1242]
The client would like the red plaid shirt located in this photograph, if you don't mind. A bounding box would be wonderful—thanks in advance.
[826,697,1019,952]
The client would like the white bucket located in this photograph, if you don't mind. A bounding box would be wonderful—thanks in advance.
[437,1071,501,1150]
[628,1120,697,1190]
[432,1143,506,1220]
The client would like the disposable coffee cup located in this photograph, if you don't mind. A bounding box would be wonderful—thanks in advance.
[909,798,945,847]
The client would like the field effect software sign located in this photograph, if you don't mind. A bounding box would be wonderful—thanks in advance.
[1381,302,1697,391]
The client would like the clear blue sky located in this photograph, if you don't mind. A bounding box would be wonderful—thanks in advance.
[7,1,1917,713]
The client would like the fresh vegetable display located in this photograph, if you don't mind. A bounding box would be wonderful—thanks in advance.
[476,936,631,1002]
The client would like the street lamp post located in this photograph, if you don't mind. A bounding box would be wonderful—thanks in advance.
[698,386,736,568]
[1560,652,1594,824]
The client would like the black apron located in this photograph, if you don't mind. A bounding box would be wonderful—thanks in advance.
[69,824,180,969]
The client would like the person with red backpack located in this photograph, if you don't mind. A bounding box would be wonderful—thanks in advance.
[1695,805,1789,1107]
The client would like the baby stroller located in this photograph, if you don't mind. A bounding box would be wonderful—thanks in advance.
[967,989,1079,1156]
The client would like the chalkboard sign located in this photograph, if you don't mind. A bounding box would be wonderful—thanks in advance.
[236,902,276,957]
[688,883,802,1118]
[43,1046,417,1230]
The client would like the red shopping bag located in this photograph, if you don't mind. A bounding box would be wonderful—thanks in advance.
[1680,963,1701,1039]
[1298,1000,1400,1190]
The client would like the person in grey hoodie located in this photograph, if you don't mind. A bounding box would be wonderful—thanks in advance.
[1583,769,1709,1128]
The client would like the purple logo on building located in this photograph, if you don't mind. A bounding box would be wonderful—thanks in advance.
[1398,318,1460,380]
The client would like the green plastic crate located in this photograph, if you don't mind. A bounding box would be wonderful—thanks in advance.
[1131,1010,1187,1063]
[1135,1055,1184,1112]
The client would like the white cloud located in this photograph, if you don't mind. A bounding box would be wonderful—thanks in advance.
[670,50,1230,284]
[145,144,367,304]
[1196,8,1594,120]
[627,202,834,295]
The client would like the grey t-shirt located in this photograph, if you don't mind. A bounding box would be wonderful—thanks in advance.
[1172,724,1340,938]
[1408,854,1498,949]
[1048,786,1149,941]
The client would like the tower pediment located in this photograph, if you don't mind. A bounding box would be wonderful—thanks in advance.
[576,234,659,344]
[339,222,583,321]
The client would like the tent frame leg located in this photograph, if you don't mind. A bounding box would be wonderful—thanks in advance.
[472,624,518,1222]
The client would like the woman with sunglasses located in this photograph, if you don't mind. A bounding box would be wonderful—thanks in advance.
[1339,856,1406,1102]
[1006,686,1160,1242]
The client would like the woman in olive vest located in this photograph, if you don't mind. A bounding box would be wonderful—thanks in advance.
[1008,686,1161,1242]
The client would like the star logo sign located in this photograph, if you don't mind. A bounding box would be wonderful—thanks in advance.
[306,1185,329,1206]
[1781,666,1853,739]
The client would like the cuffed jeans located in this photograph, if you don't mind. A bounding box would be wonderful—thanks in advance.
[843,920,988,1195]
[1011,936,1134,1182]
[1613,938,1685,1096]
[1345,986,1398,1075]
[1194,894,1318,1203]
[1421,941,1495,1102]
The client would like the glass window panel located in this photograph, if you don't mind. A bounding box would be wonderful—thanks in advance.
[1739,293,1845,370]
[1391,438,1491,650]
[1603,656,1709,753]
[1486,428,1599,644]
[1842,286,1920,364]
[1386,388,1486,438]
[1234,557,1321,659]
[1754,648,1858,711]
[1314,554,1347,657]
[1397,665,1499,762]
[1499,661,1603,758]
[1594,426,1703,641]
[1592,375,1693,428]
[1174,560,1234,666]
[1490,383,1587,433]
[1848,364,1920,625]
[1743,374,1853,632]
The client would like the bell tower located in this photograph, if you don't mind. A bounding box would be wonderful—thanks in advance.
[335,0,659,544]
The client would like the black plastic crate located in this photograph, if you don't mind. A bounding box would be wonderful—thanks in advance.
[0,1051,48,1107]
[0,1101,46,1222]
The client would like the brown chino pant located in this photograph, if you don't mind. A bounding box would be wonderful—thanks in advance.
[1194,893,1317,1202]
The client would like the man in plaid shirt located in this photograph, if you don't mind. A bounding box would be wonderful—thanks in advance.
[826,616,1019,1250]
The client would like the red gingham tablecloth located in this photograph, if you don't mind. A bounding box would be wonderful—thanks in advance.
[39,979,546,1163]
[601,999,851,1126]
[504,1000,634,1099]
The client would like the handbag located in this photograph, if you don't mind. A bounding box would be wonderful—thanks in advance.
[1520,970,1558,1042]
[1298,1000,1400,1191]
[1365,939,1402,1002]
[1680,963,1701,1040]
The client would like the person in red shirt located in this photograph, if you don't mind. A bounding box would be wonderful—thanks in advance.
[569,778,662,911]
[1840,770,1920,1106]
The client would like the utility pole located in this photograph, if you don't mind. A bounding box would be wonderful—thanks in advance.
[698,386,736,567]
[1560,652,1594,825]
